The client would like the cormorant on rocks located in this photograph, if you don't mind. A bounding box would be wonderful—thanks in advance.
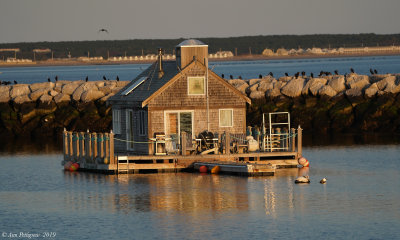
[374,69,378,74]
[230,75,233,79]
[85,76,89,82]
[370,68,374,75]
[268,72,274,77]
[103,75,107,80]
[350,68,355,73]
[310,72,314,78]
[14,80,17,84]
[116,76,120,81]
[284,72,289,77]
[221,74,224,79]
[334,70,339,75]
[259,74,262,79]
[48,78,51,82]
[55,76,58,81]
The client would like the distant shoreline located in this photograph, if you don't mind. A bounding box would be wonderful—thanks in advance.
[1,52,399,68]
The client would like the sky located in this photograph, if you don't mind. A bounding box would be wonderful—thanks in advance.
[0,0,399,43]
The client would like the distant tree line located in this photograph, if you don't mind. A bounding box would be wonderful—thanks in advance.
[1,33,399,60]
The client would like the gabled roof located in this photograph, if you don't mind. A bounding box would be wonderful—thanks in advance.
[108,58,251,107]
[108,60,179,103]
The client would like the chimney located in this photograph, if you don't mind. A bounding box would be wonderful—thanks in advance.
[158,48,164,78]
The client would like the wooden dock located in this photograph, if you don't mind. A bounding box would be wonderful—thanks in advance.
[62,126,302,176]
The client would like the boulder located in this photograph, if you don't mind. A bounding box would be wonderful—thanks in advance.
[318,85,337,98]
[249,90,265,100]
[81,90,105,102]
[111,87,123,94]
[29,82,55,92]
[280,78,305,98]
[236,83,248,94]
[345,88,363,101]
[0,94,10,103]
[0,86,10,94]
[98,86,114,95]
[376,76,396,91]
[278,76,292,82]
[265,87,281,99]
[364,83,378,98]
[302,78,327,96]
[39,94,53,104]
[10,85,31,98]
[99,93,113,102]
[95,81,106,88]
[54,93,71,103]
[30,89,49,101]
[370,74,391,83]
[62,82,80,95]
[328,75,346,92]
[248,78,262,86]
[346,74,370,89]
[248,83,259,92]
[258,80,275,92]
[116,81,129,87]
[13,94,32,104]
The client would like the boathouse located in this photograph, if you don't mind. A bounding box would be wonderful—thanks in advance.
[107,39,251,155]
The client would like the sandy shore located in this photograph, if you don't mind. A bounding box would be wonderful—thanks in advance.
[1,52,399,68]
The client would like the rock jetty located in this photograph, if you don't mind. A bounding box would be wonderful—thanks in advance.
[1,73,400,140]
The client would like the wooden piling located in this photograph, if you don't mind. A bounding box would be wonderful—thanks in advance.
[104,133,110,164]
[79,132,85,163]
[85,131,92,163]
[110,131,115,165]
[98,133,104,163]
[225,132,230,154]
[181,132,187,156]
[297,126,302,157]
[63,129,69,161]
[291,128,295,152]
[92,133,97,163]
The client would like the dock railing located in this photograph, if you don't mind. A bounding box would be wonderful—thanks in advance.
[63,129,115,165]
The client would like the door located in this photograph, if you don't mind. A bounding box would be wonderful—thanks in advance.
[126,110,134,150]
[165,111,193,143]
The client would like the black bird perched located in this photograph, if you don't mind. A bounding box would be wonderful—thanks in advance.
[319,71,324,77]
[374,69,378,74]
[301,71,305,77]
[47,78,51,82]
[310,72,314,78]
[294,72,299,79]
[85,76,88,82]
[98,28,109,33]
[369,68,374,75]
[284,72,289,77]
[116,76,120,81]
[55,75,58,81]
[230,75,233,79]
[14,80,17,84]
[350,68,355,73]
[103,75,107,81]
[334,70,339,75]
[238,76,242,80]
[268,72,274,77]
[259,74,262,79]
[221,74,225,79]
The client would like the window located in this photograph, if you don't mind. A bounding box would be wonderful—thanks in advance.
[165,111,193,143]
[126,110,134,150]
[188,76,205,95]
[219,109,233,127]
[138,110,146,136]
[112,109,121,134]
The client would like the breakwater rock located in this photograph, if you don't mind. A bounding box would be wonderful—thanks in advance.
[0,80,129,139]
[233,73,400,133]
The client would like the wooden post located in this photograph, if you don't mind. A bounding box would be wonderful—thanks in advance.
[276,128,281,152]
[110,130,115,165]
[225,132,230,154]
[86,131,92,163]
[291,128,296,152]
[92,133,97,163]
[79,132,85,163]
[181,131,187,156]
[104,133,110,164]
[68,132,73,161]
[63,128,69,161]
[98,133,104,163]
[297,126,302,157]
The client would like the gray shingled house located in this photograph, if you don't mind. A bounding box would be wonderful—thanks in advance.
[107,39,251,155]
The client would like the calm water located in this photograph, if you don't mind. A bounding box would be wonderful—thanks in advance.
[0,141,399,240]
[0,55,399,84]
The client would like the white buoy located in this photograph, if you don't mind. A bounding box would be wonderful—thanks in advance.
[320,178,327,184]
[295,175,310,184]
[298,157,309,167]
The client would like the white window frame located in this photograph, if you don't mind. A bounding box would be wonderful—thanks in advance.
[138,110,146,136]
[164,110,194,143]
[187,76,206,95]
[112,109,121,134]
[219,109,233,127]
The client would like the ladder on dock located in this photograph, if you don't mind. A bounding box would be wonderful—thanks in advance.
[262,112,291,152]
[117,156,129,174]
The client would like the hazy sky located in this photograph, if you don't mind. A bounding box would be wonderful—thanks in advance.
[0,0,399,43]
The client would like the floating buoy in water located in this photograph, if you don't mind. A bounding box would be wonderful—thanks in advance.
[64,161,73,171]
[298,157,309,167]
[320,178,327,184]
[69,162,80,172]
[199,165,208,173]
[211,166,220,174]
[295,175,310,184]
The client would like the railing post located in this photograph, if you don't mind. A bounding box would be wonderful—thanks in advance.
[110,130,115,165]
[79,132,85,163]
[104,133,110,164]
[92,133,97,163]
[297,125,302,157]
[86,130,92,163]
[63,128,69,161]
[291,128,296,152]
[181,131,187,156]
[98,133,104,163]
[225,131,230,154]
[68,131,73,161]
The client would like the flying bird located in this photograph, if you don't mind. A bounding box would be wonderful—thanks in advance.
[98,28,109,33]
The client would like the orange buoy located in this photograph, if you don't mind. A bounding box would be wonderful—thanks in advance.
[199,165,208,173]
[64,161,73,171]
[69,162,80,172]
[298,157,309,167]
[211,166,220,174]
